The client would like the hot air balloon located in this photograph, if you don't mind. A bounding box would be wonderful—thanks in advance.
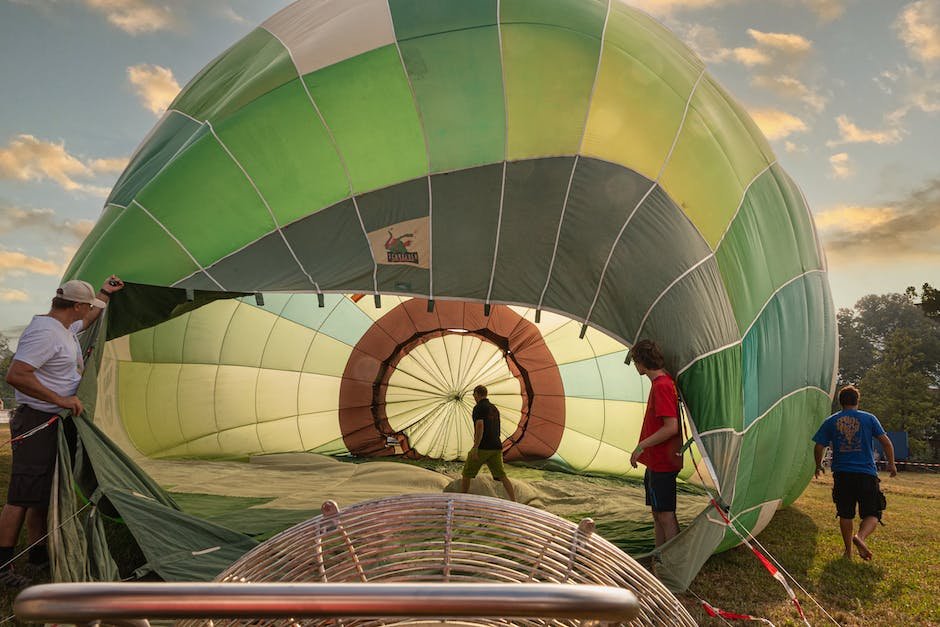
[55,0,836,593]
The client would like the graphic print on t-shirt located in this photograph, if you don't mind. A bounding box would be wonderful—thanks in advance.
[836,415,861,452]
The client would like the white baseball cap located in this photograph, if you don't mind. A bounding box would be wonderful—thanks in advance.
[57,280,107,308]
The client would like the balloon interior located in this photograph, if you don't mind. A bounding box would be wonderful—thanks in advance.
[56,0,837,594]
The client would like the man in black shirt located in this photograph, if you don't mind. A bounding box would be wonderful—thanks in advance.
[460,385,515,501]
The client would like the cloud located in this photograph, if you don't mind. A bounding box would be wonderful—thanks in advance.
[0,289,30,303]
[0,249,61,278]
[89,157,130,175]
[127,64,180,116]
[827,115,905,146]
[752,75,828,112]
[785,141,808,153]
[0,134,118,196]
[895,1,940,65]
[748,108,808,140]
[878,64,940,128]
[15,1,248,34]
[698,28,814,68]
[746,29,813,55]
[828,152,854,179]
[217,5,248,24]
[0,204,94,242]
[682,26,826,117]
[801,0,848,22]
[84,0,179,34]
[816,177,940,260]
[626,0,737,16]
[731,47,772,67]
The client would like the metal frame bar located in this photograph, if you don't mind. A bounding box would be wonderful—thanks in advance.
[15,582,639,625]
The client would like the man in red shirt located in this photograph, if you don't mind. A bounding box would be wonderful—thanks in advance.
[629,339,682,546]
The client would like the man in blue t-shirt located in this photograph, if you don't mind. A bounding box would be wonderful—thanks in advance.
[812,385,896,561]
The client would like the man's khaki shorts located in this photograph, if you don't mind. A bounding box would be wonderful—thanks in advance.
[462,449,506,480]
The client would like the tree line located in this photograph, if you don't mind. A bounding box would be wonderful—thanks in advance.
[838,283,940,461]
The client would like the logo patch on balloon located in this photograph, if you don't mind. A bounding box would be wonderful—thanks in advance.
[369,217,430,269]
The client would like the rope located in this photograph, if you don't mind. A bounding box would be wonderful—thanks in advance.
[707,498,811,626]
[680,398,817,626]
[747,533,841,626]
[0,501,91,572]
[677,392,848,626]
[687,587,735,626]
[0,414,60,449]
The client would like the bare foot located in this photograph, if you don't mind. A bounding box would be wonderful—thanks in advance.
[842,551,853,560]
[852,535,873,560]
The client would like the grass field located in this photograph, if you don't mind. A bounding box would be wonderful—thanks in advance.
[682,470,940,626]
[0,427,937,625]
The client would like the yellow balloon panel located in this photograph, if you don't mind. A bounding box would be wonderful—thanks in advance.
[145,363,184,449]
[301,334,354,377]
[600,399,646,452]
[297,410,346,453]
[588,441,638,477]
[181,300,239,364]
[581,46,688,181]
[213,365,259,432]
[118,361,158,454]
[257,369,301,421]
[217,424,263,457]
[541,320,605,364]
[178,364,222,443]
[258,417,309,452]
[151,314,187,363]
[552,425,603,472]
[297,373,343,415]
[259,317,319,372]
[563,397,607,441]
[218,304,279,367]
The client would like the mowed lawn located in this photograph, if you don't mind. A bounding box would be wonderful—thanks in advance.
[0,422,937,625]
[682,470,940,626]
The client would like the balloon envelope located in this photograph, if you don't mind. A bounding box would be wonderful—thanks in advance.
[65,0,837,592]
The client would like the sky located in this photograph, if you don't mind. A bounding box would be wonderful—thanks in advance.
[0,0,938,340]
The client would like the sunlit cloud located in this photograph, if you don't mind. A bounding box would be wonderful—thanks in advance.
[747,29,813,55]
[84,0,179,35]
[827,115,905,146]
[876,65,940,129]
[732,47,772,66]
[0,289,30,303]
[748,108,808,140]
[127,64,180,116]
[0,249,61,278]
[217,5,248,24]
[0,204,95,243]
[14,0,248,34]
[683,25,826,115]
[752,75,828,113]
[817,177,940,259]
[828,153,854,179]
[895,0,940,65]
[785,141,808,153]
[626,0,737,16]
[89,157,129,175]
[0,134,117,196]
[801,0,848,23]
[702,29,813,69]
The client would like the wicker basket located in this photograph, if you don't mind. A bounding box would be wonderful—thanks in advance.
[178,493,695,626]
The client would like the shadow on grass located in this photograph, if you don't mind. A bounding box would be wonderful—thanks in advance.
[749,505,820,578]
[817,555,903,613]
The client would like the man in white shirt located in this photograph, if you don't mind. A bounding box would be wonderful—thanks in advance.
[1,276,123,586]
